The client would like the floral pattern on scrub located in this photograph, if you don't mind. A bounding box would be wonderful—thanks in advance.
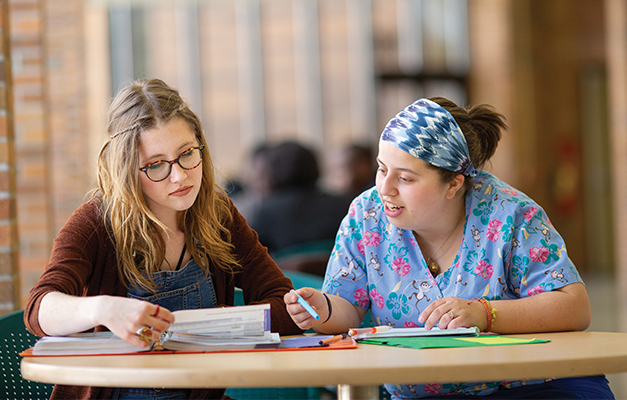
[322,170,583,399]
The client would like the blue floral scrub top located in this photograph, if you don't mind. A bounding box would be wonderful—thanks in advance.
[322,171,583,399]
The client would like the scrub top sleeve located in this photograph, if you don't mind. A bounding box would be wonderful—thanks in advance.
[508,202,582,298]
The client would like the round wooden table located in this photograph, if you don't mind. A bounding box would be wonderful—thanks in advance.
[21,331,627,399]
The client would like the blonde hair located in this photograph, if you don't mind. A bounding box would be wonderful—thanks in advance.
[93,78,240,292]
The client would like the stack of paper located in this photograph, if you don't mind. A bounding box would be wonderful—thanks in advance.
[161,304,279,350]
[32,332,149,355]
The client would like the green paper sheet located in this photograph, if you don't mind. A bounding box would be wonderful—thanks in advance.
[358,335,549,349]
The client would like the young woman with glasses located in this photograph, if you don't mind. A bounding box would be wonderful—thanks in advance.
[24,78,303,400]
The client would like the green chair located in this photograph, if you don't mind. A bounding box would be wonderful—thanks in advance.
[224,386,322,400]
[284,270,324,290]
[0,309,54,400]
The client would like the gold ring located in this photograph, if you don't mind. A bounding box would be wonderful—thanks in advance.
[449,311,455,319]
[136,327,153,343]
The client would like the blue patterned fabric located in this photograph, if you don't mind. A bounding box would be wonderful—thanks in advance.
[380,98,477,177]
[322,171,583,398]
[421,376,614,399]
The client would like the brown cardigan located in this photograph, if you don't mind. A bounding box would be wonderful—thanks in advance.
[25,198,303,400]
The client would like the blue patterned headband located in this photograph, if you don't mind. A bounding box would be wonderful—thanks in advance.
[380,98,477,177]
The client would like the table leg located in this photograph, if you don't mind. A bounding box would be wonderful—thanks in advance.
[337,384,380,400]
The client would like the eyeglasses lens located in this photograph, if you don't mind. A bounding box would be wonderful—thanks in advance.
[146,148,202,182]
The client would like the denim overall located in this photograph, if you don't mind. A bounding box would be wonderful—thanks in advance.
[109,259,217,400]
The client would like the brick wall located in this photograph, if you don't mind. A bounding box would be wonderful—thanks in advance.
[44,0,90,231]
[8,0,90,309]
[10,0,50,309]
[0,0,18,315]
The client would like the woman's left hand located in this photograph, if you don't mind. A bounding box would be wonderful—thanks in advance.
[418,296,487,331]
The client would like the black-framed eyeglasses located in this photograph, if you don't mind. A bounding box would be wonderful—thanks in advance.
[139,145,205,182]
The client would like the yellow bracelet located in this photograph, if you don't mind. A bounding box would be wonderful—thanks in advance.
[468,297,497,332]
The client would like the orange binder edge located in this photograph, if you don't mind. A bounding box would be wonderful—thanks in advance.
[19,337,357,357]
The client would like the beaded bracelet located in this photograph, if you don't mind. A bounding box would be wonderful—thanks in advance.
[468,297,497,332]
[322,292,332,323]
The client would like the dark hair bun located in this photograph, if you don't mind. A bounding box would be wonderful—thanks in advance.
[428,97,507,170]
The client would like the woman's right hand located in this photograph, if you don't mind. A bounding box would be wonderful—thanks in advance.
[284,287,328,330]
[38,292,175,348]
[94,296,175,347]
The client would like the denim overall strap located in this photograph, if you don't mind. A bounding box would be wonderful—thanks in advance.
[126,259,217,312]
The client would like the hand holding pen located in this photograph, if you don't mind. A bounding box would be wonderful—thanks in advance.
[284,288,320,330]
[290,289,320,320]
[285,288,328,331]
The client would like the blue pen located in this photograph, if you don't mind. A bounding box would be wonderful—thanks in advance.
[290,289,320,320]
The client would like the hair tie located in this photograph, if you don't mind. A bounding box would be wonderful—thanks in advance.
[322,292,332,323]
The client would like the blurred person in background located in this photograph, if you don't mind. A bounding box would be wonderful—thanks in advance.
[230,143,273,220]
[247,141,351,256]
[325,143,377,200]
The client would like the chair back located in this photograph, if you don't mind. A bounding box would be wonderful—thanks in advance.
[284,270,324,290]
[0,309,54,399]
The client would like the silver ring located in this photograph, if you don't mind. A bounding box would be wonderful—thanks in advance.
[449,311,455,319]
[136,327,153,343]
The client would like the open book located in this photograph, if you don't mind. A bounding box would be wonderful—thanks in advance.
[31,304,280,356]
[351,326,480,340]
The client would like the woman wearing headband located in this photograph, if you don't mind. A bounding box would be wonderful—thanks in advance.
[285,98,613,398]
[25,79,303,400]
